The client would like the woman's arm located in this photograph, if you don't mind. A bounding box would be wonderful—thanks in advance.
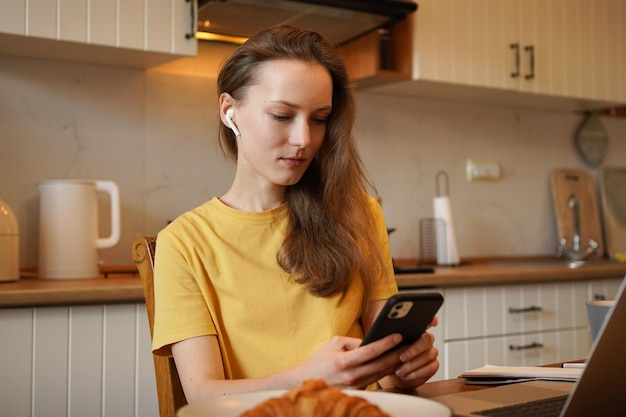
[172,329,404,403]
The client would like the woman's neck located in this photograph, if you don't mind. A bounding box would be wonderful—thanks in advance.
[220,183,286,212]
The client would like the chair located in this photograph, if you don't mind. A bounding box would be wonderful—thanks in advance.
[132,236,187,417]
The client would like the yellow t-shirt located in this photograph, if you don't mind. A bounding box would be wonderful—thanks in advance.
[152,196,397,380]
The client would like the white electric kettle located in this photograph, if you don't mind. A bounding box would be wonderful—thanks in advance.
[38,180,120,279]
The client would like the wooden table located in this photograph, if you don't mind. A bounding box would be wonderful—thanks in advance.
[385,360,580,399]
[381,376,486,399]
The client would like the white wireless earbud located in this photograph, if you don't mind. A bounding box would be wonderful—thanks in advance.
[225,109,240,136]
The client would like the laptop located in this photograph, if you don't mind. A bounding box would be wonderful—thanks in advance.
[433,276,626,417]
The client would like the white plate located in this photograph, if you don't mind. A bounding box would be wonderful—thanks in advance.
[177,389,452,417]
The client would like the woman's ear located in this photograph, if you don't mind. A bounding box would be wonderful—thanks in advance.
[225,108,240,136]
[219,93,240,136]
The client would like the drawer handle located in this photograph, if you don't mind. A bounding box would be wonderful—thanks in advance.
[508,305,542,314]
[509,342,544,351]
[524,45,535,80]
[510,43,520,78]
[185,0,196,40]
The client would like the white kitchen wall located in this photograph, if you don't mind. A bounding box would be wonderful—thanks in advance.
[356,95,626,258]
[1,41,625,267]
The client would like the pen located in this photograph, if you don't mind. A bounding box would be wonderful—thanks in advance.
[561,362,586,369]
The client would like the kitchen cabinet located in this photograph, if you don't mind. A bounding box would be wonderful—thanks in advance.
[0,303,157,417]
[0,0,197,68]
[343,0,626,110]
[435,277,622,380]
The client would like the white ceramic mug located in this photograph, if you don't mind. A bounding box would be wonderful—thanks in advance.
[38,180,120,279]
[585,299,615,342]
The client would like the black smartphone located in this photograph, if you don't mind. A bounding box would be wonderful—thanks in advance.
[361,291,444,347]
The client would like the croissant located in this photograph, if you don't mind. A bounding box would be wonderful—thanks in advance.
[239,380,391,417]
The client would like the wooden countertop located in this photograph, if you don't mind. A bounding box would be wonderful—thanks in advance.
[1,261,625,308]
[0,267,143,308]
[395,260,626,289]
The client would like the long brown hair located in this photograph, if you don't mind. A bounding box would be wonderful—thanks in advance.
[216,26,388,305]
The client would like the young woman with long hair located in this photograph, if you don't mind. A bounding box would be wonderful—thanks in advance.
[152,25,439,402]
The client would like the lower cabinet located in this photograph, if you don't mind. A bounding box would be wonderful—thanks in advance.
[443,328,590,380]
[0,304,157,417]
[425,277,623,380]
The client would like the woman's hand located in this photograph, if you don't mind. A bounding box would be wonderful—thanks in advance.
[379,316,440,390]
[384,330,439,390]
[295,333,404,389]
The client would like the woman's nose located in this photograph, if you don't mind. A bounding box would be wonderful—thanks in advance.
[289,121,313,147]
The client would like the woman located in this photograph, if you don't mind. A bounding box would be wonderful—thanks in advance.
[152,25,439,402]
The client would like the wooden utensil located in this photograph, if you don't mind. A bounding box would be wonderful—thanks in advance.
[550,169,604,259]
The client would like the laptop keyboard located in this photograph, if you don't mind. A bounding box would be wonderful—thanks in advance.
[475,395,568,417]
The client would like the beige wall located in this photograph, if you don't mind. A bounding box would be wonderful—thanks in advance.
[1,41,625,268]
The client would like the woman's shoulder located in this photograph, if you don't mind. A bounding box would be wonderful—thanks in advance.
[364,194,383,216]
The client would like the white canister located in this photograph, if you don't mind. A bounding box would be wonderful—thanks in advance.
[38,180,120,279]
[0,198,19,282]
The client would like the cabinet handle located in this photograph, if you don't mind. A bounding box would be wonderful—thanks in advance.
[185,0,196,40]
[510,43,520,78]
[524,45,535,80]
[508,305,542,314]
[509,341,544,351]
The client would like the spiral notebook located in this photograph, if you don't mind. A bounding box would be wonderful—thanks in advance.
[433,275,626,417]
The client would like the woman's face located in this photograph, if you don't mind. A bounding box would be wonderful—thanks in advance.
[231,59,333,189]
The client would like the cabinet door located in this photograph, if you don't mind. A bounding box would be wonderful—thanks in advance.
[89,1,117,46]
[0,0,26,35]
[611,0,626,101]
[414,0,519,91]
[505,281,589,334]
[0,0,197,68]
[173,0,198,56]
[413,0,626,103]
[27,0,58,39]
[519,0,626,101]
[507,329,589,366]
[443,286,507,341]
[571,0,626,102]
[0,305,157,417]
[59,0,88,43]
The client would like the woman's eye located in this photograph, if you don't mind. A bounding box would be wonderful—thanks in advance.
[312,117,328,125]
[272,114,291,121]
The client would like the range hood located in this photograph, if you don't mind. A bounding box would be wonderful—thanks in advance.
[197,0,418,45]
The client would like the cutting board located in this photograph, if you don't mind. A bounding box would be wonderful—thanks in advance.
[599,167,626,261]
[550,169,604,259]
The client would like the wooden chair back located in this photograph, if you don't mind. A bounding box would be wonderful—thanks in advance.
[132,236,187,417]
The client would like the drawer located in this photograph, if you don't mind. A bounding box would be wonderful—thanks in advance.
[441,281,589,340]
[442,328,590,380]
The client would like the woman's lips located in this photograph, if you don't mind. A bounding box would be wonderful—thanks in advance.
[281,157,305,168]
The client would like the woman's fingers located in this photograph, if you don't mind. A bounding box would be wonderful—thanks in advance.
[391,332,439,389]
[305,334,403,388]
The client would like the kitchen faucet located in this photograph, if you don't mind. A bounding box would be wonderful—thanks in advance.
[556,193,603,261]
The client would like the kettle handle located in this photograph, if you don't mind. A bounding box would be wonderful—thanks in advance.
[95,181,120,249]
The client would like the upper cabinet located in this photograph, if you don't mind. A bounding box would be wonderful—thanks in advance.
[343,0,626,110]
[0,0,198,68]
